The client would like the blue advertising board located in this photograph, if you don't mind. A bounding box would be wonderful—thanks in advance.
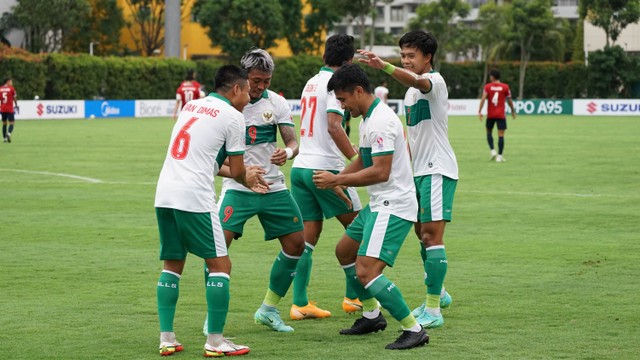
[85,100,135,118]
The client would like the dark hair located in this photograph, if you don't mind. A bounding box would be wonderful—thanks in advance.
[490,69,501,80]
[186,69,195,81]
[327,64,372,94]
[399,30,438,65]
[3,77,11,84]
[323,34,355,67]
[214,65,248,92]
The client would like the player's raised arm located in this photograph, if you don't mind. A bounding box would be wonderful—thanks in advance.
[358,49,432,93]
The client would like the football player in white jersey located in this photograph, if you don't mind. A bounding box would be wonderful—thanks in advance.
[290,34,365,318]
[313,64,428,350]
[207,48,306,333]
[358,30,458,329]
[154,65,265,357]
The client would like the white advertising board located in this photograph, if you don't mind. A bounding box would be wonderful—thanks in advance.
[16,100,85,120]
[573,99,640,116]
[135,100,176,117]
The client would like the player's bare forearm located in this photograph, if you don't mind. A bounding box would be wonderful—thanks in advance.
[271,125,298,166]
[327,113,358,160]
[313,166,389,188]
[340,155,364,175]
[508,99,517,119]
[478,98,486,120]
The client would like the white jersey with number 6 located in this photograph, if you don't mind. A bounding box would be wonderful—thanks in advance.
[292,67,346,171]
[155,94,245,213]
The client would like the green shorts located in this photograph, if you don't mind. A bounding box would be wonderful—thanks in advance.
[218,189,304,240]
[156,207,227,260]
[345,205,413,267]
[415,174,457,223]
[290,167,362,221]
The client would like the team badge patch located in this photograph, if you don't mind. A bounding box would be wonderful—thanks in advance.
[376,136,384,150]
[262,110,274,123]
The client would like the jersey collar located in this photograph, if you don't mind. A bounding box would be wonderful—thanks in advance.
[250,90,269,104]
[363,97,381,121]
[208,92,232,106]
[320,66,334,73]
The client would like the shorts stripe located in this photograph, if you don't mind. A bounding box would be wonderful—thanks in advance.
[366,212,390,259]
[347,186,363,211]
[210,211,228,257]
[430,174,443,220]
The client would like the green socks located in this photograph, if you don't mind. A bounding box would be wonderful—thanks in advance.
[292,243,314,306]
[342,264,375,303]
[157,270,180,332]
[425,246,448,308]
[366,274,411,322]
[206,273,230,334]
[268,251,300,299]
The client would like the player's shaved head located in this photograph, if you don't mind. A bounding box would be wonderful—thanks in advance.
[327,64,372,94]
[323,34,355,67]
[241,48,275,74]
[214,65,248,92]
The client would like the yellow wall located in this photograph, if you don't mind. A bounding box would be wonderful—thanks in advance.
[118,0,307,58]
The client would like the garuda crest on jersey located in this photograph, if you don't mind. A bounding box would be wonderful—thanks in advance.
[262,110,274,123]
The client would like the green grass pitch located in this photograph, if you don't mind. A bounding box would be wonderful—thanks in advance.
[1,115,639,359]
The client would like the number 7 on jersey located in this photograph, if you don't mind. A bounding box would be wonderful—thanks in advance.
[299,96,317,137]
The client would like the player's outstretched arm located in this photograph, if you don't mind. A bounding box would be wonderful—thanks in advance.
[357,49,431,93]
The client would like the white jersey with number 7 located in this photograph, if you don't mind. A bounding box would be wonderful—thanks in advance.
[292,67,346,171]
[155,94,245,213]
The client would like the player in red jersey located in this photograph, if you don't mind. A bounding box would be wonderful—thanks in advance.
[1,77,18,143]
[478,69,515,162]
[172,69,204,120]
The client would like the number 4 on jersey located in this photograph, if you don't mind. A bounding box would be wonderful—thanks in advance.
[171,117,199,160]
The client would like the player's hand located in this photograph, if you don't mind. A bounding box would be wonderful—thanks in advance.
[245,166,270,194]
[512,112,517,120]
[15,106,19,113]
[312,170,338,189]
[270,148,288,166]
[357,49,385,70]
[478,113,483,121]
[332,185,352,209]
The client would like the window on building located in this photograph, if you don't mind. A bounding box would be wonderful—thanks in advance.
[334,26,347,34]
[391,27,404,35]
[376,6,384,19]
[390,6,403,22]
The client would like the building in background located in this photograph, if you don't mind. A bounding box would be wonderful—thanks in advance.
[330,0,580,58]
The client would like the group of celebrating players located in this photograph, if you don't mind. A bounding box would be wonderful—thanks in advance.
[153,29,499,357]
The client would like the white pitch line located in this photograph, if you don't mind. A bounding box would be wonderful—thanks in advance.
[0,168,103,183]
[460,189,630,199]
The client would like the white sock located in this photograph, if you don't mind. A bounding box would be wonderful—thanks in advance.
[426,307,441,316]
[207,333,224,347]
[160,331,176,343]
[363,308,380,319]
[404,323,423,333]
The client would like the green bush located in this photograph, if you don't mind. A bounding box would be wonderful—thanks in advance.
[3,47,637,100]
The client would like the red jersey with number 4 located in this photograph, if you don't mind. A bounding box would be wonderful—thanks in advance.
[0,85,17,113]
[483,82,511,119]
[176,81,202,109]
